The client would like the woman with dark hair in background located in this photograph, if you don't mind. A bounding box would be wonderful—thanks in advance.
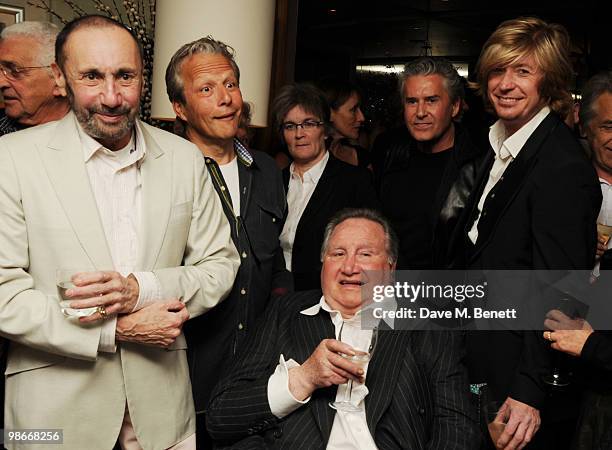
[271,82,379,290]
[318,78,371,169]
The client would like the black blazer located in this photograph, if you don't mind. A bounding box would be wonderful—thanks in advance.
[283,154,379,291]
[206,290,480,450]
[458,113,601,410]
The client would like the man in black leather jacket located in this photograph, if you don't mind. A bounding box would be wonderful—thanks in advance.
[372,57,486,269]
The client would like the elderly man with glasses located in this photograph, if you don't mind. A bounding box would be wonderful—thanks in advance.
[0,19,71,437]
[0,21,69,135]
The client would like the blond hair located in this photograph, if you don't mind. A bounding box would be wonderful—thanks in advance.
[472,17,574,117]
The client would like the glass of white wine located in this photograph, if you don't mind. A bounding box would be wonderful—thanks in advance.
[597,222,612,246]
[56,269,98,317]
[329,326,379,412]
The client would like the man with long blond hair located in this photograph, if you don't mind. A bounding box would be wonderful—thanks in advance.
[459,17,601,449]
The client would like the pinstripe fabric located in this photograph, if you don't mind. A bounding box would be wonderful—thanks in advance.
[207,291,480,449]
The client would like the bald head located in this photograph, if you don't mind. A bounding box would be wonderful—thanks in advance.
[55,15,143,73]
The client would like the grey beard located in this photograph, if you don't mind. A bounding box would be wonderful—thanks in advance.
[67,84,139,144]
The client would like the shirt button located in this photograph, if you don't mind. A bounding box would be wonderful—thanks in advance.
[241,251,247,258]
[238,323,244,330]
[241,288,246,295]
[221,186,226,191]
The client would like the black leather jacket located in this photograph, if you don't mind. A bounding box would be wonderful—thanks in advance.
[372,123,486,268]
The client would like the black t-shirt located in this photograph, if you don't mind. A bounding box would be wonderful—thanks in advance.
[381,147,453,269]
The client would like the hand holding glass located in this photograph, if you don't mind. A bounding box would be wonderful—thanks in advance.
[483,400,509,448]
[56,269,98,317]
[329,326,379,412]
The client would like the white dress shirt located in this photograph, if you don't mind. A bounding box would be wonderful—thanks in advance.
[267,296,379,450]
[597,178,612,229]
[78,120,195,449]
[280,151,330,271]
[468,106,551,244]
[77,120,162,352]
[592,178,612,276]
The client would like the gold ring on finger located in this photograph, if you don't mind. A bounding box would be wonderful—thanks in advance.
[97,305,108,319]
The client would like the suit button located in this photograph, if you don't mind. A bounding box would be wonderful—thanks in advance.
[274,429,283,439]
[238,323,244,330]
[241,288,246,295]
[221,186,226,191]
[241,251,247,258]
[490,193,495,199]
[419,407,425,415]
[272,217,277,222]
[247,427,254,435]
[482,211,487,217]
[500,176,504,181]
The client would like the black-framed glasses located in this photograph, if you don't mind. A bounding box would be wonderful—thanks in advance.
[0,63,51,81]
[282,120,324,132]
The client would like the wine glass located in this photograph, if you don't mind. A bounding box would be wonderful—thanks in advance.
[329,325,379,412]
[543,297,575,388]
[56,268,98,317]
[596,222,612,248]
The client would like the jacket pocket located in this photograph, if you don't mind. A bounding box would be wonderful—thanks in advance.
[253,198,284,257]
[5,344,65,376]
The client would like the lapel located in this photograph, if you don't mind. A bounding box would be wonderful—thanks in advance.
[282,166,290,191]
[470,113,559,262]
[365,330,407,433]
[40,112,113,269]
[296,154,338,235]
[293,309,337,441]
[463,151,494,237]
[138,122,172,270]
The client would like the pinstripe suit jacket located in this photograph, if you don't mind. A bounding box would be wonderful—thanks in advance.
[207,290,480,449]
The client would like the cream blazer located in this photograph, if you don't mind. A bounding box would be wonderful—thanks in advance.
[0,113,240,450]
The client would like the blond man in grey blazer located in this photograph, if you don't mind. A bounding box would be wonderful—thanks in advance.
[0,15,239,450]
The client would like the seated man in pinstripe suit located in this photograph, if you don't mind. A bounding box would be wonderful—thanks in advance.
[207,208,479,449]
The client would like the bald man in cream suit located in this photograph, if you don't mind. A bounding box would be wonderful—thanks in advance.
[0,15,239,450]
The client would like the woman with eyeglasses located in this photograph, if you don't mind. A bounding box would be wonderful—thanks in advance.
[271,83,379,290]
[318,78,371,170]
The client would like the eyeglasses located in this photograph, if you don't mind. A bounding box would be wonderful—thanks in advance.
[281,120,324,132]
[0,63,51,81]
